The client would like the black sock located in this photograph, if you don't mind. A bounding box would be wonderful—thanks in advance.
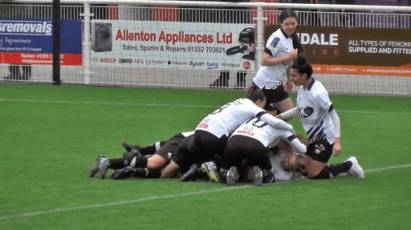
[140,141,165,155]
[146,168,161,178]
[219,169,228,183]
[108,158,124,170]
[311,166,332,179]
[131,156,148,168]
[311,161,353,179]
[329,161,352,177]
[132,168,161,178]
[133,168,148,177]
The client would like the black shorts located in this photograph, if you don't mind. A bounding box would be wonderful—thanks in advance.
[171,130,227,171]
[170,135,194,172]
[193,130,227,158]
[305,139,334,163]
[222,135,271,170]
[156,133,185,161]
[249,82,289,111]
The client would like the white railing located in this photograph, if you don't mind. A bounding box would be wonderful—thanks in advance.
[7,0,411,12]
[1,1,410,95]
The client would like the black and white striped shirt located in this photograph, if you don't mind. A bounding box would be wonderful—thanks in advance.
[297,79,336,144]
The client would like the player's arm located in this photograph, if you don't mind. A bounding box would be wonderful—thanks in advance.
[276,107,298,121]
[248,100,293,131]
[262,36,297,66]
[262,51,297,66]
[316,90,342,155]
[329,106,342,155]
[287,134,307,154]
[257,111,294,132]
[285,65,294,92]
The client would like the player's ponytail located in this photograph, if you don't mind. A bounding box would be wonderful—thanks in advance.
[291,33,304,54]
[292,55,313,78]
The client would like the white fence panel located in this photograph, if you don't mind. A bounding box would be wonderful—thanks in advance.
[0,1,410,95]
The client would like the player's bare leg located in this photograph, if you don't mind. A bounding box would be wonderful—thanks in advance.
[305,158,326,178]
[161,160,180,178]
[277,97,294,114]
[147,154,167,169]
[306,157,362,179]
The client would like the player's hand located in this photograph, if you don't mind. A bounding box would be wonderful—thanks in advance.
[333,138,342,156]
[285,79,294,92]
[288,49,298,61]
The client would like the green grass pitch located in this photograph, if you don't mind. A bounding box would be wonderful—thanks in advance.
[0,84,410,230]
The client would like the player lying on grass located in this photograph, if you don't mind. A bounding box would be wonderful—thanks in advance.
[277,56,365,179]
[160,89,294,179]
[193,136,308,185]
[218,116,307,186]
[89,131,194,179]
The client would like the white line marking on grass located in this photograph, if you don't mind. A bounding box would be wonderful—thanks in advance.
[364,163,411,173]
[0,163,410,221]
[337,110,410,116]
[0,186,251,221]
[0,98,215,109]
[0,98,410,115]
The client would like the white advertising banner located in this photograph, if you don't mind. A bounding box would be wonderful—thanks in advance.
[91,20,255,71]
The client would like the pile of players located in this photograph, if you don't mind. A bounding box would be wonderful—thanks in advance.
[89,89,309,185]
[90,9,365,185]
[89,57,365,185]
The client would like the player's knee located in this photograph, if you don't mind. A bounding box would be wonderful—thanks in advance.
[160,160,180,178]
[147,155,166,169]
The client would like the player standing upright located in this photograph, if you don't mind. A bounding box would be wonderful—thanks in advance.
[249,9,303,113]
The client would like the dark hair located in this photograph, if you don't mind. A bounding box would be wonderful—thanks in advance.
[246,88,266,102]
[291,55,313,78]
[291,33,304,54]
[279,9,299,24]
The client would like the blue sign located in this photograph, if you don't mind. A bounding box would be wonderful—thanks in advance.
[0,19,81,53]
